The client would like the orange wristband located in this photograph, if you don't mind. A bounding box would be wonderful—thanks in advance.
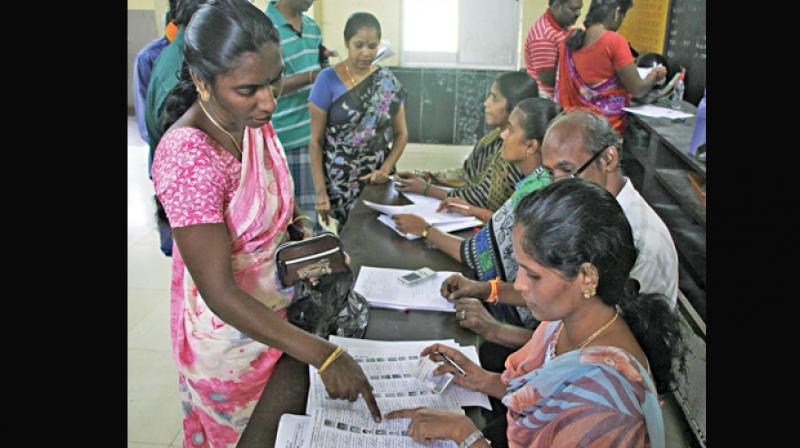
[487,278,500,303]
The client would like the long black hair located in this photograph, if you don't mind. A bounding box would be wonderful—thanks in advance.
[494,71,539,114]
[513,98,558,142]
[566,0,633,51]
[174,0,208,26]
[160,0,280,134]
[514,178,687,394]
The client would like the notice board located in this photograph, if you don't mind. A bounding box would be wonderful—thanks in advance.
[618,0,670,55]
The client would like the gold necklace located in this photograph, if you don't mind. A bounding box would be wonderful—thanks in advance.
[344,61,361,87]
[198,99,242,159]
[555,309,619,355]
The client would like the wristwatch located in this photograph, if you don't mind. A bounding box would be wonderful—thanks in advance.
[459,429,489,448]
[421,223,433,239]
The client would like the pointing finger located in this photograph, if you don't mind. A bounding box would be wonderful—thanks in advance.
[360,384,382,423]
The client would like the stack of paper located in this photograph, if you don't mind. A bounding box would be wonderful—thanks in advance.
[275,414,313,448]
[301,336,491,448]
[353,267,458,312]
[276,337,492,448]
[363,197,482,240]
[623,104,694,119]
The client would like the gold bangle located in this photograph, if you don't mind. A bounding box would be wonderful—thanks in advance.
[318,346,343,374]
[292,215,312,224]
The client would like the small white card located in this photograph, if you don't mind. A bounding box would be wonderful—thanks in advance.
[413,356,454,395]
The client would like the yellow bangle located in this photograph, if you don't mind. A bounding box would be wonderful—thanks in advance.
[318,346,343,374]
[292,215,312,224]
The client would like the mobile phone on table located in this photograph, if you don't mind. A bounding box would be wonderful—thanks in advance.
[399,267,436,286]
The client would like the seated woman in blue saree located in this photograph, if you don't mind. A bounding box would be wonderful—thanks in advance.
[386,178,688,448]
[309,12,408,231]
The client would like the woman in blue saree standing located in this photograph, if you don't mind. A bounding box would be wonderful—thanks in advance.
[309,12,408,231]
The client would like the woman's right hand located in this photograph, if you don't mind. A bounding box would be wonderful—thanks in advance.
[440,274,491,302]
[420,343,490,393]
[315,191,331,225]
[319,350,382,422]
[393,171,426,194]
[646,66,667,85]
[436,197,474,217]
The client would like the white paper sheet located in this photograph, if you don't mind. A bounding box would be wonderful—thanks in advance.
[636,67,654,79]
[301,339,491,447]
[328,336,456,350]
[400,192,443,207]
[377,214,481,240]
[623,104,694,119]
[309,337,492,412]
[362,200,473,225]
[353,267,458,312]
[275,414,312,448]
[308,407,458,448]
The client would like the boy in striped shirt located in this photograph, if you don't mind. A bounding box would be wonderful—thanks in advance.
[266,0,330,229]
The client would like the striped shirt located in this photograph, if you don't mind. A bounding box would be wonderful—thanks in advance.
[524,9,570,99]
[266,1,323,150]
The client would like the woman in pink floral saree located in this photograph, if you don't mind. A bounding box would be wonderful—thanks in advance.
[151,2,381,446]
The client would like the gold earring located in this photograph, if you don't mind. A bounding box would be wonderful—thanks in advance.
[197,87,210,102]
[584,287,595,300]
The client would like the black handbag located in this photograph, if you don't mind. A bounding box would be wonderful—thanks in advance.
[276,234,369,338]
[287,270,369,339]
[276,233,348,286]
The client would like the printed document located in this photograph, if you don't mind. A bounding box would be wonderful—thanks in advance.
[377,214,481,240]
[299,337,491,448]
[274,414,312,448]
[353,267,458,312]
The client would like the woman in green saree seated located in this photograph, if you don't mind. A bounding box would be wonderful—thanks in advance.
[394,71,540,223]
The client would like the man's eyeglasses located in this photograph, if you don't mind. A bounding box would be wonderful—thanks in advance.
[545,147,608,181]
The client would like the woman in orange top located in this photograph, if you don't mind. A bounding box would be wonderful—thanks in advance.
[555,0,666,134]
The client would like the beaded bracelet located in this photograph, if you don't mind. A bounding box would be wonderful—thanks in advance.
[318,346,343,375]
[422,181,432,196]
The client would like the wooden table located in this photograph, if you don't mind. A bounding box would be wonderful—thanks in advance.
[238,182,480,448]
[237,181,700,447]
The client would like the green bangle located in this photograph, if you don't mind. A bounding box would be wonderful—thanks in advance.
[422,181,432,196]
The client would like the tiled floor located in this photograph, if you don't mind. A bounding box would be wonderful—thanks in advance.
[126,115,472,447]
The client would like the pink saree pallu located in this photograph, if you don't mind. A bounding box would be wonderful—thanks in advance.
[165,123,295,447]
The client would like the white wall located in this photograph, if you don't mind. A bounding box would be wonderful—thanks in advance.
[316,0,401,67]
[315,0,586,70]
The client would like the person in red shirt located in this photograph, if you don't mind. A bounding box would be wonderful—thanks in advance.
[524,0,584,99]
[556,0,666,134]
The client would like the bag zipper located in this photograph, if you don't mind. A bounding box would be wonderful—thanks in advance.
[283,247,341,265]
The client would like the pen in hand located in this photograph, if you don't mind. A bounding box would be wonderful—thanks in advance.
[432,351,467,377]
[446,202,470,210]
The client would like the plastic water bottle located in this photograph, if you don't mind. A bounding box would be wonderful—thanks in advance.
[671,75,685,110]
[689,91,706,157]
